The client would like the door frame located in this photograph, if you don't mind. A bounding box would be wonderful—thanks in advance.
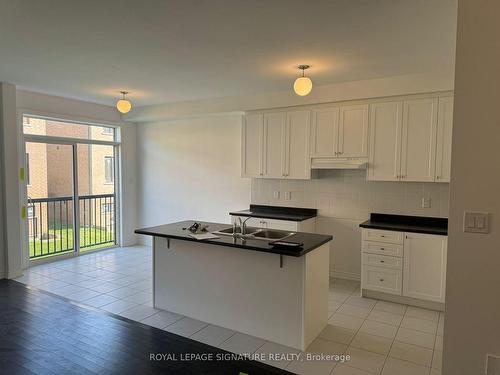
[18,111,122,267]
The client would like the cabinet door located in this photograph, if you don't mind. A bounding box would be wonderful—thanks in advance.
[435,96,454,182]
[338,104,369,158]
[242,113,263,177]
[285,110,311,179]
[311,107,339,157]
[403,233,447,303]
[263,112,286,178]
[368,101,403,181]
[400,98,438,182]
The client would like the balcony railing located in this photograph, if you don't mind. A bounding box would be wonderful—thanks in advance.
[28,193,116,259]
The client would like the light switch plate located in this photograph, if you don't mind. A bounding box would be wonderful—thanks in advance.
[273,191,280,200]
[284,191,291,200]
[464,212,489,233]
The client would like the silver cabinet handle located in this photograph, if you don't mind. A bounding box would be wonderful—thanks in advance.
[380,235,386,238]
[380,247,385,250]
[379,279,384,282]
[380,260,385,263]
[436,176,440,179]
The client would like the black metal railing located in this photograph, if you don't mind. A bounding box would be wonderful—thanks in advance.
[28,193,116,259]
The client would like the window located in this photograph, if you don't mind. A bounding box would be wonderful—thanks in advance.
[104,156,114,183]
[26,153,30,185]
[101,202,113,214]
[102,127,113,135]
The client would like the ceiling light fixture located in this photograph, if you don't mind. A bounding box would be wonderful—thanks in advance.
[293,65,312,96]
[116,91,132,114]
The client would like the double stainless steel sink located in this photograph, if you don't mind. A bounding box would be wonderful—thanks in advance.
[213,227,295,241]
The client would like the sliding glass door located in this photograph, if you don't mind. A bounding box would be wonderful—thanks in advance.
[26,142,76,259]
[23,116,119,261]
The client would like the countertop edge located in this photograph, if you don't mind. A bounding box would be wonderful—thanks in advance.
[359,222,448,236]
[134,229,333,257]
[228,211,317,222]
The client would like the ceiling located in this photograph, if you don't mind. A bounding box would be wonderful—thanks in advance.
[0,0,457,107]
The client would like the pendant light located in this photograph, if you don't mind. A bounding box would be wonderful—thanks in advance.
[293,65,312,96]
[116,91,132,114]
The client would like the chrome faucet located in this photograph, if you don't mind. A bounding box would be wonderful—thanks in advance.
[236,217,252,236]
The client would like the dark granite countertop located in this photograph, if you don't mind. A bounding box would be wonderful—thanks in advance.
[229,205,317,222]
[359,213,448,236]
[135,220,332,257]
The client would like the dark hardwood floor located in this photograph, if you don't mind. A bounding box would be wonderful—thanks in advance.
[0,280,294,375]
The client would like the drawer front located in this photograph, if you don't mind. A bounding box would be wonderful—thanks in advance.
[362,253,402,270]
[362,240,403,257]
[362,229,404,244]
[362,265,402,295]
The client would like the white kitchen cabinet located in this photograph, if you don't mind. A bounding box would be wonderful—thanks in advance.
[263,112,286,178]
[368,97,447,182]
[242,110,310,179]
[310,104,368,160]
[435,96,454,182]
[403,232,447,303]
[241,113,263,177]
[361,228,447,304]
[310,107,339,157]
[338,104,369,158]
[400,98,438,182]
[285,110,311,179]
[368,101,403,181]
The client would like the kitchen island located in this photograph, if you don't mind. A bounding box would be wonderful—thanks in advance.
[135,220,333,350]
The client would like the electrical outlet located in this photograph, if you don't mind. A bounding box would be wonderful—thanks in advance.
[284,191,291,200]
[421,197,431,208]
[273,191,280,200]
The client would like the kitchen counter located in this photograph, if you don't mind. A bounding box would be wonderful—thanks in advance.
[135,220,332,350]
[135,220,332,257]
[230,204,317,222]
[359,213,448,235]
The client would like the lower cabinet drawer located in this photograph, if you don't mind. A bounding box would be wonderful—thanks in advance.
[362,240,403,257]
[361,265,402,295]
[362,253,402,270]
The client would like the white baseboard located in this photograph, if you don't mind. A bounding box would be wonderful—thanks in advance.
[330,269,360,281]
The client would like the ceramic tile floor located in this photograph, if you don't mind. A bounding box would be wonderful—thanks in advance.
[16,246,444,375]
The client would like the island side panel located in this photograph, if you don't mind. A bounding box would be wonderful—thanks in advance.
[154,237,305,349]
[302,242,330,349]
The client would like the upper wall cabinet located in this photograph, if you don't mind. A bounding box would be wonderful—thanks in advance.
[435,96,454,182]
[310,107,339,157]
[242,110,310,179]
[338,104,369,158]
[310,103,368,163]
[243,93,453,182]
[286,110,311,179]
[368,96,452,182]
[368,101,403,181]
[400,98,438,182]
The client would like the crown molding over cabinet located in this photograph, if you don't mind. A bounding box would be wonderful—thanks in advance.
[241,92,453,183]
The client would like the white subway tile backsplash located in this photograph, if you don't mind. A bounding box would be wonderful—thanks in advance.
[252,170,449,220]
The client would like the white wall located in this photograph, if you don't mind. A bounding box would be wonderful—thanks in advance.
[125,72,455,122]
[136,115,251,243]
[252,171,449,279]
[444,0,500,374]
